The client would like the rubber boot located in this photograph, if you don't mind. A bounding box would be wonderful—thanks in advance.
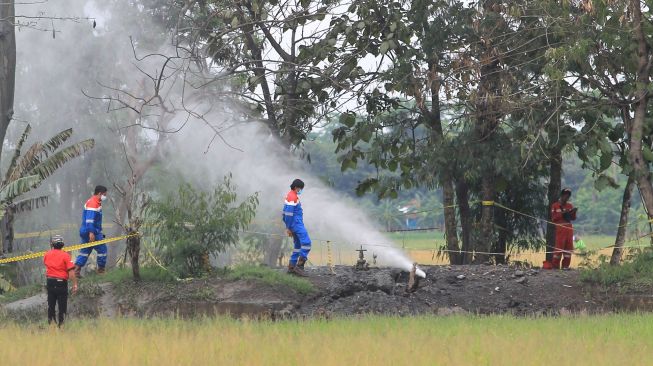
[74,265,83,279]
[292,258,308,277]
[296,257,306,270]
[97,267,106,275]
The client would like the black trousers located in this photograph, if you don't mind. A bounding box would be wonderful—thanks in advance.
[46,278,68,326]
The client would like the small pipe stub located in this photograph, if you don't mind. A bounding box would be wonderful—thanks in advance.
[406,262,420,293]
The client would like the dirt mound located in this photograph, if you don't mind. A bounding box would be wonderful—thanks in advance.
[299,265,595,317]
[3,265,647,320]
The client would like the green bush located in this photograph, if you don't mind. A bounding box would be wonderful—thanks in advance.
[580,248,653,288]
[227,265,314,294]
[149,177,258,277]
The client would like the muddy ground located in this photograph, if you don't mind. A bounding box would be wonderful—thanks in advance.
[3,265,653,320]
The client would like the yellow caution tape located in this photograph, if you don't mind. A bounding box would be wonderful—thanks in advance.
[0,233,139,265]
[481,201,495,206]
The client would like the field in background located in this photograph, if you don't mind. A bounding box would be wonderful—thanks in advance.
[386,231,621,251]
[305,231,636,268]
[1,315,650,365]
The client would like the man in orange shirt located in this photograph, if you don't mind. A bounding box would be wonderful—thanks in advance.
[43,235,78,326]
[550,188,578,270]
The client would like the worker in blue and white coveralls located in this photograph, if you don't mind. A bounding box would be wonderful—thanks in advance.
[74,185,108,277]
[282,179,312,276]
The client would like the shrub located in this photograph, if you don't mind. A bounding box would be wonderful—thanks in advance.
[149,176,258,277]
[580,248,653,288]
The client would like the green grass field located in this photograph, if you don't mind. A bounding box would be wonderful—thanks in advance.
[0,315,651,365]
[387,230,445,250]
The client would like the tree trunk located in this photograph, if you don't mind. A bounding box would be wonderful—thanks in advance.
[421,60,461,265]
[126,230,140,280]
[455,179,473,264]
[628,0,653,221]
[263,236,283,267]
[241,22,279,137]
[108,196,130,268]
[611,174,635,265]
[475,176,496,263]
[1,207,14,253]
[545,149,562,263]
[494,204,507,264]
[472,1,502,264]
[0,0,15,165]
[441,176,461,264]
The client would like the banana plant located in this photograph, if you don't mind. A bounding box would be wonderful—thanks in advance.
[0,124,95,253]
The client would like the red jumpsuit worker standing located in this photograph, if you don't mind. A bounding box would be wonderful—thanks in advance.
[550,188,578,269]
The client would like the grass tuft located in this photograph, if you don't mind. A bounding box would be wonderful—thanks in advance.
[226,265,314,294]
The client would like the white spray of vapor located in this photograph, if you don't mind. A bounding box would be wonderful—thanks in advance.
[14,0,426,277]
[169,123,426,277]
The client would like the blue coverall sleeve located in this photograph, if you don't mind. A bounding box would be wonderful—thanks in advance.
[282,212,294,229]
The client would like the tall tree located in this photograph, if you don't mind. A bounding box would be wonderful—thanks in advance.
[163,0,386,264]
[545,0,652,228]
[0,0,16,166]
[625,0,653,219]
[330,0,472,264]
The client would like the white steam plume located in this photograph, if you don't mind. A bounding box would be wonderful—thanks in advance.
[14,0,426,277]
[168,122,426,277]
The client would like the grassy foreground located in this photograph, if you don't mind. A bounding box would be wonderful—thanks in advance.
[1,315,651,365]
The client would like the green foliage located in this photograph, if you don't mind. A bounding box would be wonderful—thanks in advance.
[226,265,314,294]
[149,176,258,277]
[580,249,653,289]
[176,0,368,147]
[0,125,95,221]
[0,175,40,204]
[4,126,94,187]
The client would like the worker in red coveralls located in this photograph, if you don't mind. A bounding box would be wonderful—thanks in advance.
[550,188,578,269]
[43,235,78,327]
